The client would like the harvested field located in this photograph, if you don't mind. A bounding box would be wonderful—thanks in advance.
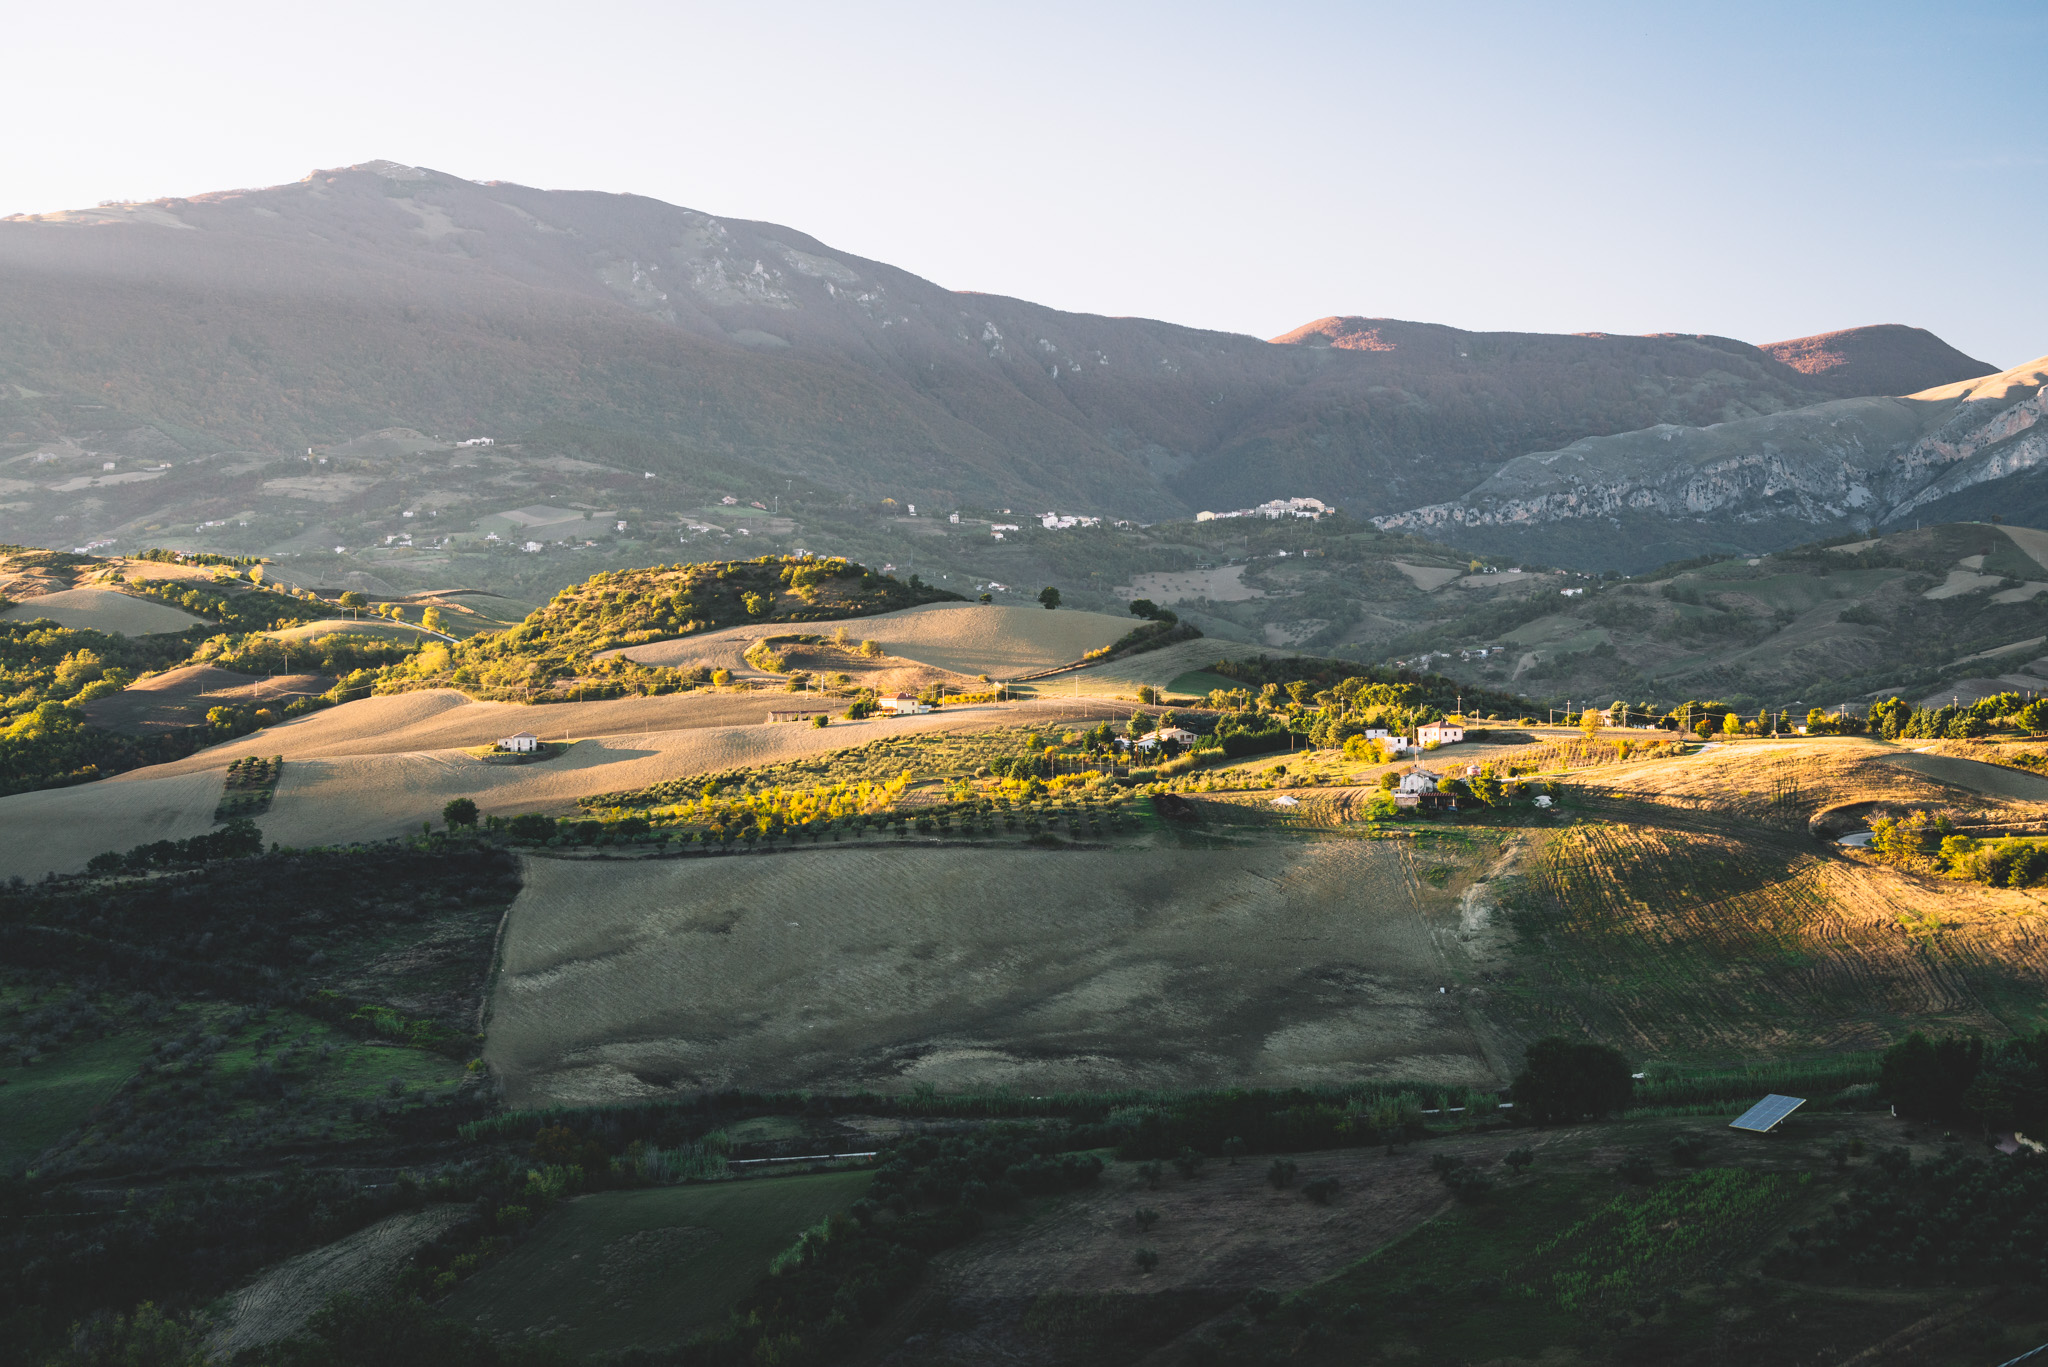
[439,1172,869,1355]
[1508,813,2048,1058]
[208,1205,472,1355]
[80,664,330,734]
[0,586,206,634]
[484,842,1495,1107]
[266,617,438,644]
[0,768,226,882]
[1392,560,1462,591]
[0,695,1130,875]
[1062,636,1268,699]
[617,603,1132,679]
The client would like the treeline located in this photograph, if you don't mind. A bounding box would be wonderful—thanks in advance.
[1865,810,2048,889]
[83,817,264,874]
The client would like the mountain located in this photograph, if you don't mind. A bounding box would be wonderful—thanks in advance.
[1756,323,1997,399]
[1375,355,2048,571]
[0,160,1993,562]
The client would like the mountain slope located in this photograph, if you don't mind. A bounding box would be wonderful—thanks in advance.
[1376,356,2048,570]
[1757,323,1996,399]
[0,161,1988,542]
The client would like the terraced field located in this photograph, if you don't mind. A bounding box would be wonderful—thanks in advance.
[485,841,1493,1106]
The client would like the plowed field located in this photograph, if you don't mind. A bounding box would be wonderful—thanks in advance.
[484,841,1493,1106]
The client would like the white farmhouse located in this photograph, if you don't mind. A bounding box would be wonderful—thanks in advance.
[1417,720,1465,746]
[878,693,931,715]
[498,731,539,753]
[1133,726,1200,751]
[1396,766,1440,795]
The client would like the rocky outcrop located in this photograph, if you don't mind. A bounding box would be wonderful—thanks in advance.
[1377,358,2047,541]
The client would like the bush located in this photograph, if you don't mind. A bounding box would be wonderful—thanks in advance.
[1171,1146,1205,1179]
[1617,1154,1657,1184]
[1134,1207,1159,1232]
[506,813,556,842]
[1132,1247,1159,1273]
[1301,1175,1341,1205]
[1267,1158,1297,1189]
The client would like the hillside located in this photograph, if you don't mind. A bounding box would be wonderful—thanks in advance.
[0,161,1993,582]
[382,554,963,700]
[1377,354,2048,570]
[1757,322,1997,399]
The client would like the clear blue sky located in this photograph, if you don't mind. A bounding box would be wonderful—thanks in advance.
[11,1,2045,367]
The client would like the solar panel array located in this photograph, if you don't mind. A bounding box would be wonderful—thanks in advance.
[1729,1093,1806,1133]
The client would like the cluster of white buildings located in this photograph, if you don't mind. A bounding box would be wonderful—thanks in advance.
[1195,497,1330,522]
[1039,512,1104,530]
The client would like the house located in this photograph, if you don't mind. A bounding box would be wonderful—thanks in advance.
[878,693,930,715]
[1396,766,1440,795]
[1133,726,1200,751]
[1361,728,1391,741]
[498,731,539,753]
[1417,720,1465,746]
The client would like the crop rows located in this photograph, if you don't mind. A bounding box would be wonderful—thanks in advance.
[1505,817,2048,1059]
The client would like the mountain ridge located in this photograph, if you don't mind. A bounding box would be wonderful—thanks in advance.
[0,160,1994,547]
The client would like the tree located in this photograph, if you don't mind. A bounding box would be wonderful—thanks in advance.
[1038,586,1061,610]
[1580,708,1602,740]
[337,590,367,615]
[1881,1031,1985,1121]
[1511,1036,1634,1123]
[442,797,479,828]
[979,593,993,604]
[1128,710,1153,738]
[1722,710,1742,736]
[1128,598,1159,619]
[859,639,883,658]
[421,606,444,633]
[46,1302,209,1367]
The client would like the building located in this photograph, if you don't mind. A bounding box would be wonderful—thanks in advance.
[1396,766,1439,795]
[1133,726,1200,751]
[878,693,930,715]
[498,731,539,753]
[1417,721,1465,746]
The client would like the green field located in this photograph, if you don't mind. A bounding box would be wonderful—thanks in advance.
[0,1031,154,1169]
[439,1170,871,1354]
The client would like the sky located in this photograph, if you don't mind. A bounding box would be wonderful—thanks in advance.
[9,1,2046,367]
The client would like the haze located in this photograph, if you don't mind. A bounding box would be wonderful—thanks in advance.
[9,0,2047,366]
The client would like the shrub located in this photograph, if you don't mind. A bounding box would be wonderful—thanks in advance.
[1301,1175,1341,1205]
[1172,1146,1206,1179]
[1134,1207,1159,1232]
[1502,1147,1534,1175]
[1267,1158,1297,1189]
[1131,1247,1159,1273]
[1617,1153,1658,1184]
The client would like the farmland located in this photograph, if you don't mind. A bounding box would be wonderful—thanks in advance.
[0,585,208,634]
[614,600,1136,680]
[485,840,1492,1106]
[439,1171,871,1354]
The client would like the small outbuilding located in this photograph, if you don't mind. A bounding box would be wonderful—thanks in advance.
[498,731,539,753]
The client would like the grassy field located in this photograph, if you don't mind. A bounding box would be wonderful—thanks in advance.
[0,1029,154,1169]
[0,585,208,634]
[484,840,1491,1106]
[439,1171,871,1355]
